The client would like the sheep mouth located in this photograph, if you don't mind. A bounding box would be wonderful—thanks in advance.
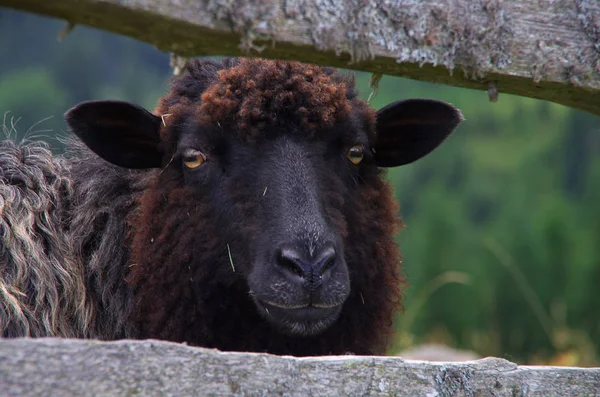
[255,299,343,336]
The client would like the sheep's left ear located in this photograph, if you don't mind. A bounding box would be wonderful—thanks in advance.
[65,100,163,169]
[374,99,463,167]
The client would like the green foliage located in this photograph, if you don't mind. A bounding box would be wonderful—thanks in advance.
[0,67,68,143]
[1,8,598,366]
[358,74,599,365]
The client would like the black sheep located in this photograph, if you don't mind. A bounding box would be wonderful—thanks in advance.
[0,58,462,356]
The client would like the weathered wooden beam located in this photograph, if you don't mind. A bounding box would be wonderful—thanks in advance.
[1,0,600,116]
[1,338,598,397]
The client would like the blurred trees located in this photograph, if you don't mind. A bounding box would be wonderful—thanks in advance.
[0,9,169,143]
[1,8,598,365]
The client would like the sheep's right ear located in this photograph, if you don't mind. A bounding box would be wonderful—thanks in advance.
[65,100,162,169]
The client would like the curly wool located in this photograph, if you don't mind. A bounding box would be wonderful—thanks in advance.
[0,138,152,340]
[0,139,92,337]
[155,59,360,142]
[65,139,152,339]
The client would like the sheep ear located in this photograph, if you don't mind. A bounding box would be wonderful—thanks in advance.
[374,99,463,167]
[65,100,162,169]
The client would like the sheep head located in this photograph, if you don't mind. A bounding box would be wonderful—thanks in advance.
[65,59,462,352]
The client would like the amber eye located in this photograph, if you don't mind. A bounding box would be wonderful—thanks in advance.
[347,145,364,165]
[183,150,206,169]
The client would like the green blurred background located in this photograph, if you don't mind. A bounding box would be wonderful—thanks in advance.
[1,8,599,366]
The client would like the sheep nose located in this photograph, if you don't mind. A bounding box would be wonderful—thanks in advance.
[276,244,337,288]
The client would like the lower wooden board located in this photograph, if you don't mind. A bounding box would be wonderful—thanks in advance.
[1,338,598,396]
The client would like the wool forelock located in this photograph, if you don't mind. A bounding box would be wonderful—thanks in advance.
[155,58,358,143]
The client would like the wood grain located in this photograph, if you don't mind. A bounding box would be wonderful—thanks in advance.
[1,0,599,115]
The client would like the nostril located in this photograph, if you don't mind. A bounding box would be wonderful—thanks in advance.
[277,248,305,278]
[276,245,338,281]
[316,246,337,276]
[320,255,336,276]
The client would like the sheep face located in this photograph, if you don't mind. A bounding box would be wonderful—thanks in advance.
[175,123,359,336]
[65,58,463,349]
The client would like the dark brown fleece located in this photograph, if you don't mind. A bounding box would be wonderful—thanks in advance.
[128,58,404,356]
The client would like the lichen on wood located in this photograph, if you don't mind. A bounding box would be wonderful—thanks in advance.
[2,0,600,116]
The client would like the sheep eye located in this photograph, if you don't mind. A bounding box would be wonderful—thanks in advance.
[183,150,206,169]
[347,145,364,165]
